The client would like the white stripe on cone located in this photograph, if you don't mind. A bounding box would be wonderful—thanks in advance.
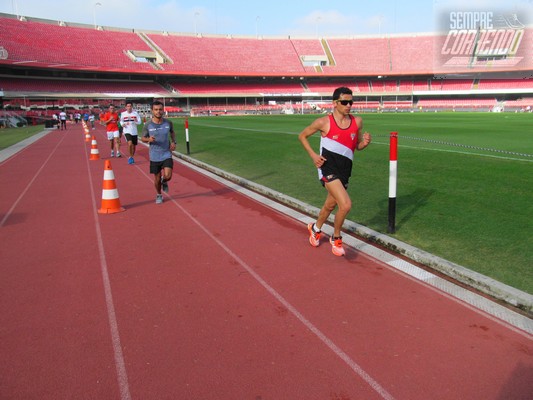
[103,170,115,180]
[102,189,120,200]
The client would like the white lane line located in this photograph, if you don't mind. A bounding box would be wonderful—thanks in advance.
[1,133,65,227]
[175,156,533,337]
[135,167,396,400]
[84,142,132,400]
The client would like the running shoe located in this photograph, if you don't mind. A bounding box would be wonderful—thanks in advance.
[116,152,122,158]
[330,236,345,256]
[161,177,169,193]
[155,194,163,204]
[128,157,134,164]
[110,151,114,157]
[307,223,321,247]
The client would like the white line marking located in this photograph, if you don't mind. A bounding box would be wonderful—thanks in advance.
[189,122,532,162]
[136,166,395,400]
[1,133,65,227]
[85,142,132,400]
[174,156,533,337]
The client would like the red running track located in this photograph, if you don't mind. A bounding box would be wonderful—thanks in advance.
[0,124,532,400]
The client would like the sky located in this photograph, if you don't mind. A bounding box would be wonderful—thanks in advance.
[0,0,531,37]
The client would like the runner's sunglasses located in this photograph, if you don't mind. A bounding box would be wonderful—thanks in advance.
[336,100,353,106]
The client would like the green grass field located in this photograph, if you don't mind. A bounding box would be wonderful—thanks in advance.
[0,125,44,149]
[2,113,532,294]
[173,112,533,294]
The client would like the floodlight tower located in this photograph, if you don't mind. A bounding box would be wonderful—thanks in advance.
[93,2,102,30]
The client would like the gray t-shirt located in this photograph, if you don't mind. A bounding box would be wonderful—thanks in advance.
[142,118,175,162]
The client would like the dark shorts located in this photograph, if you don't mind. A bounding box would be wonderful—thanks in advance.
[150,158,173,174]
[320,173,349,189]
[124,134,138,145]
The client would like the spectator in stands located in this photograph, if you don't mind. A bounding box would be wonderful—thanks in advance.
[102,104,121,157]
[141,101,176,204]
[120,101,142,164]
[298,86,372,257]
[59,109,67,130]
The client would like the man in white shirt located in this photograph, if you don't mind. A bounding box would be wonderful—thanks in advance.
[59,110,67,130]
[119,101,142,164]
[88,113,95,129]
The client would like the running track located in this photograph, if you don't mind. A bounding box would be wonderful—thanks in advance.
[1,124,532,400]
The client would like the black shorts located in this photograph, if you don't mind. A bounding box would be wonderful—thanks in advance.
[150,158,173,174]
[124,134,138,145]
[320,173,349,189]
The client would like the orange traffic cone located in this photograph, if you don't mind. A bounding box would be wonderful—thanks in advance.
[98,160,125,214]
[89,136,100,160]
[84,127,91,142]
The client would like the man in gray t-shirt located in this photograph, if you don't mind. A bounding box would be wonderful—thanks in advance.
[141,101,177,204]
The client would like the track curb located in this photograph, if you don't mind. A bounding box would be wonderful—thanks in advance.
[175,151,533,317]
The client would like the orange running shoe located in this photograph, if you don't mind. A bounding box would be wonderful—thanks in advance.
[330,236,345,256]
[307,223,321,247]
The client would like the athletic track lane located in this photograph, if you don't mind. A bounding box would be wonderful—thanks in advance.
[0,124,532,400]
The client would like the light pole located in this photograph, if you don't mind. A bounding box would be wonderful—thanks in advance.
[12,0,19,18]
[255,16,260,38]
[315,16,321,38]
[194,12,199,35]
[93,2,102,30]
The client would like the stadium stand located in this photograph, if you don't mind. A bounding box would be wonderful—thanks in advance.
[289,39,329,73]
[145,34,307,75]
[413,80,430,91]
[321,37,391,75]
[417,98,497,109]
[431,79,474,91]
[0,77,170,96]
[388,35,434,75]
[0,15,155,72]
[1,13,531,77]
[477,79,533,90]
[295,81,368,94]
[369,79,399,92]
[169,80,305,95]
[398,80,415,92]
[0,13,531,115]
[504,97,533,110]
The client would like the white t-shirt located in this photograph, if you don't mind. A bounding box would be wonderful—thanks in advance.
[120,110,141,135]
